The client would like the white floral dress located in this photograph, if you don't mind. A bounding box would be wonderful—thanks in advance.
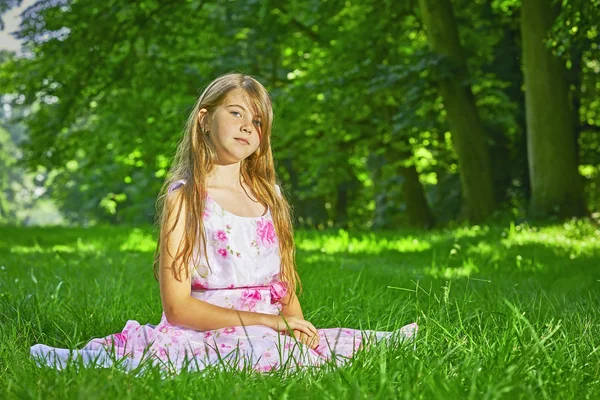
[30,180,417,375]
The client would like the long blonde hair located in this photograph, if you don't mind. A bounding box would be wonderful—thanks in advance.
[152,72,301,295]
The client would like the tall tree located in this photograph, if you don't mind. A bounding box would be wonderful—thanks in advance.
[521,0,587,218]
[399,156,436,229]
[417,0,496,222]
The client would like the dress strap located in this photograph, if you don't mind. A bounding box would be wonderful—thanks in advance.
[168,179,187,194]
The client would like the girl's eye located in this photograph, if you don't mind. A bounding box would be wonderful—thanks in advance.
[231,110,261,127]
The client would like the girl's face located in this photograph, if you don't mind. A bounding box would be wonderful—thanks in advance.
[199,89,263,164]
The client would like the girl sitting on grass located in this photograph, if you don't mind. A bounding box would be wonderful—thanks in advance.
[31,72,417,374]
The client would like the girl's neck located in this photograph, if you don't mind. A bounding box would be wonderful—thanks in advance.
[207,162,244,190]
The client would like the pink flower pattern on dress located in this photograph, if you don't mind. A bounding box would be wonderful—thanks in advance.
[256,219,277,248]
[30,179,418,375]
[210,223,240,258]
[217,248,228,258]
[215,229,228,243]
[112,332,127,345]
[240,289,262,311]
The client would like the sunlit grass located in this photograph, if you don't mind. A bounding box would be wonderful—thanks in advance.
[1,219,600,398]
[296,229,432,254]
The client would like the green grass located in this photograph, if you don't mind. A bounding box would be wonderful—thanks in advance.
[1,220,599,399]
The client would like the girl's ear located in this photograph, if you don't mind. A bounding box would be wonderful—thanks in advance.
[197,108,209,132]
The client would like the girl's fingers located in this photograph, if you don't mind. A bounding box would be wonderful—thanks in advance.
[279,316,318,337]
[289,329,320,349]
[302,333,319,349]
[299,332,310,346]
[292,330,308,345]
[294,322,314,337]
[302,320,318,336]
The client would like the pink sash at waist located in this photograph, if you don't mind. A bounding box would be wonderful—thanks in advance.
[191,281,288,304]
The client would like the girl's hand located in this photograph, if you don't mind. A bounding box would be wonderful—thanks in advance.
[267,315,318,338]
[289,328,320,350]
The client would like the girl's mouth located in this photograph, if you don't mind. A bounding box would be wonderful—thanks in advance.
[235,138,249,145]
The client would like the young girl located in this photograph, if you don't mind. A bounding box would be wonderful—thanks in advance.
[31,72,417,375]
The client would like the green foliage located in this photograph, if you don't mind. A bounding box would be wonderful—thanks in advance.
[0,0,599,226]
[0,125,19,222]
[0,50,62,225]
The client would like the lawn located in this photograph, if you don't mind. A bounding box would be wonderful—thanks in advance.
[0,220,599,399]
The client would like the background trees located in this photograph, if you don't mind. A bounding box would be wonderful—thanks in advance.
[1,0,599,227]
[521,0,586,218]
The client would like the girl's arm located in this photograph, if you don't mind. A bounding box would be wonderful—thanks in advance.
[280,290,304,320]
[280,286,320,349]
[159,189,316,336]
[274,186,305,320]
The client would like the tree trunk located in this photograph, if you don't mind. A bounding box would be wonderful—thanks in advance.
[484,6,531,201]
[521,0,587,218]
[399,164,435,229]
[418,0,496,222]
[568,46,583,166]
[335,180,350,229]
